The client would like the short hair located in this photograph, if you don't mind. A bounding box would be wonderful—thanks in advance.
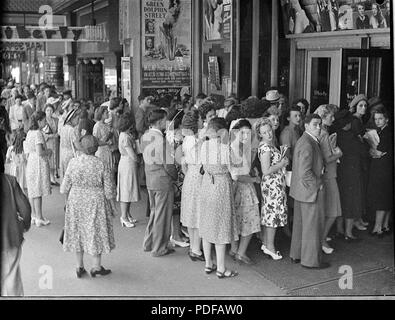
[304,113,321,125]
[285,105,301,118]
[12,128,26,154]
[199,101,216,120]
[96,105,108,121]
[263,105,281,117]
[294,98,309,109]
[231,119,252,131]
[195,93,207,100]
[373,106,390,120]
[255,118,272,141]
[314,104,335,119]
[208,117,227,131]
[148,109,167,126]
[29,111,46,130]
[241,96,266,118]
[118,112,136,132]
[27,92,35,99]
[14,94,24,100]
[44,103,55,112]
[109,97,121,110]
[78,118,94,135]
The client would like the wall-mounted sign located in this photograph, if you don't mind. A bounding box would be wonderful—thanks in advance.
[281,0,390,35]
[141,0,192,90]
[0,25,108,42]
[105,68,117,86]
[208,56,221,90]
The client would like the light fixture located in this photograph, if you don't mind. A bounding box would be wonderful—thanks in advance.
[100,59,104,65]
[39,62,44,68]
[83,59,89,64]
[91,58,98,64]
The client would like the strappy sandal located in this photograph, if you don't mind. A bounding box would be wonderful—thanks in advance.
[205,264,217,274]
[216,269,238,279]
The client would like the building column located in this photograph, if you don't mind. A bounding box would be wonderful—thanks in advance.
[192,0,202,97]
[271,0,278,88]
[251,0,260,96]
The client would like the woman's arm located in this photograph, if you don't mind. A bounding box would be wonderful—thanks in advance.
[260,150,288,176]
[234,174,260,184]
[124,140,139,162]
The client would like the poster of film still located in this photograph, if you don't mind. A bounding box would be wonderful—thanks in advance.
[141,0,191,89]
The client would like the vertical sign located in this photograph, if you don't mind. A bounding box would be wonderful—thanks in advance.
[141,0,191,96]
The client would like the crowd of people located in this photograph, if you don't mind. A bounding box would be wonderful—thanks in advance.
[0,78,393,294]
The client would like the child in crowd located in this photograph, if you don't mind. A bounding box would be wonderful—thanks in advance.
[5,128,27,191]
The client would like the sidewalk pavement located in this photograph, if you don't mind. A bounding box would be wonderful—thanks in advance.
[19,186,394,297]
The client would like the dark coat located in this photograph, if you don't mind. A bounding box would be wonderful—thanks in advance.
[1,174,31,251]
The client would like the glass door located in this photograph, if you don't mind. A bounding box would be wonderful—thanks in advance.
[341,49,393,116]
[306,50,341,113]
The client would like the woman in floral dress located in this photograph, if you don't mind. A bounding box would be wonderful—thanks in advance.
[180,109,204,260]
[43,104,59,185]
[229,119,261,265]
[60,134,115,278]
[198,118,238,279]
[93,105,114,173]
[25,111,52,227]
[257,118,288,260]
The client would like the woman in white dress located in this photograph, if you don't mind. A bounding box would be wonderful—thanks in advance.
[180,109,204,261]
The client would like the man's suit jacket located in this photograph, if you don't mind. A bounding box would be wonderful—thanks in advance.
[135,105,159,138]
[290,132,324,203]
[141,129,178,191]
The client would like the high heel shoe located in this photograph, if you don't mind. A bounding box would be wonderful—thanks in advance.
[90,266,111,277]
[322,246,334,254]
[76,267,87,278]
[170,236,189,248]
[120,217,135,228]
[235,254,255,265]
[128,216,138,224]
[263,247,282,260]
[35,218,50,227]
[188,251,205,262]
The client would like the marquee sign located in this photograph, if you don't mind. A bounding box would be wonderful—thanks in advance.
[0,25,108,42]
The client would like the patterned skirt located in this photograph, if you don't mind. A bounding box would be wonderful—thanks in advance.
[180,165,202,228]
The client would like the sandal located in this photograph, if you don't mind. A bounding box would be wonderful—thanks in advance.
[216,269,238,279]
[204,264,217,274]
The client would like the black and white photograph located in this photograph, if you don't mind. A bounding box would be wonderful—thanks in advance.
[0,0,394,305]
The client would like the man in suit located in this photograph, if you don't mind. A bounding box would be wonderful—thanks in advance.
[141,109,178,257]
[289,113,329,269]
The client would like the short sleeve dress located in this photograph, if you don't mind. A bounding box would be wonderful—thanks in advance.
[60,154,115,256]
[25,130,51,198]
[198,138,238,244]
[258,143,287,228]
[116,132,141,203]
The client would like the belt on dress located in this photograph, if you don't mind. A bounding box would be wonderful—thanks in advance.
[205,172,229,184]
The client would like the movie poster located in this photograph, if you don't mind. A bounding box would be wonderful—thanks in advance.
[141,0,191,90]
[281,0,390,35]
[204,0,232,41]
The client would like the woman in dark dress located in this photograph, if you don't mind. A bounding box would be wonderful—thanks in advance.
[367,108,393,236]
[350,94,370,229]
[335,110,366,241]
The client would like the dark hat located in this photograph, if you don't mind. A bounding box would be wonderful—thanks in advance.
[368,96,384,110]
[14,94,24,100]
[63,90,72,97]
[333,109,353,130]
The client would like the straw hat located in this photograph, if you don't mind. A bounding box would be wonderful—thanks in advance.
[265,90,280,102]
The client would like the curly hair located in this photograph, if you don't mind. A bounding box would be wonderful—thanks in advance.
[198,101,216,121]
[118,112,136,134]
[241,97,267,119]
[29,111,46,131]
[254,118,272,141]
[12,128,26,154]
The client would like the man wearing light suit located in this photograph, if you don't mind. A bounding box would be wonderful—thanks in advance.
[289,113,329,269]
[141,109,178,257]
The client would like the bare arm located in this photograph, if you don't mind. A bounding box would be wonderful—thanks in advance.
[260,150,288,176]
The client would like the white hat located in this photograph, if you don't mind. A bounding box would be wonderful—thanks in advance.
[265,90,280,102]
[47,97,60,105]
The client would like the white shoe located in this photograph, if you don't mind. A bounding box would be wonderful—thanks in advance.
[128,217,138,224]
[260,243,267,251]
[120,217,135,228]
[170,236,190,248]
[326,237,332,242]
[263,247,282,260]
[35,219,50,227]
[322,246,334,254]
